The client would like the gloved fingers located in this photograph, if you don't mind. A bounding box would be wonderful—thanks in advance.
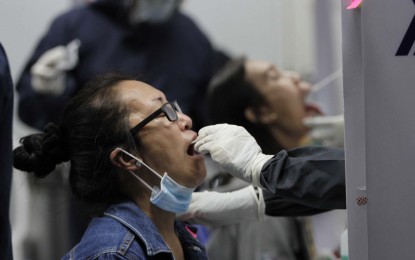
[196,142,231,162]
[34,40,81,73]
[194,133,222,154]
[197,123,249,139]
[195,124,251,153]
[31,48,67,80]
[31,47,68,78]
[36,46,67,65]
[195,124,235,153]
[195,134,239,162]
[67,39,81,54]
[31,65,59,78]
[59,39,81,70]
[194,143,209,155]
[31,74,66,95]
[197,123,230,139]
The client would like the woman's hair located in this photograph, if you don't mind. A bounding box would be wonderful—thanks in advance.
[208,58,283,154]
[14,72,138,204]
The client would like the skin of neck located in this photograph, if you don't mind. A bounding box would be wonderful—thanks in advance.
[133,192,184,260]
[120,167,178,237]
[269,126,307,149]
[133,182,177,238]
[117,162,185,259]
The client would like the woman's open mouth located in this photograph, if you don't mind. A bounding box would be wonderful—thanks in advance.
[187,142,198,156]
[304,102,323,117]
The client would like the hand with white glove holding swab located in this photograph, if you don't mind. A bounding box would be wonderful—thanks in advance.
[194,124,273,188]
[194,123,346,209]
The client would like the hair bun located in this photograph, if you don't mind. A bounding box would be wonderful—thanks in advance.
[43,123,70,164]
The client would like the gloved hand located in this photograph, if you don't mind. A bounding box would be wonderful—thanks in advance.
[177,186,265,226]
[30,39,81,95]
[303,114,345,148]
[195,124,273,187]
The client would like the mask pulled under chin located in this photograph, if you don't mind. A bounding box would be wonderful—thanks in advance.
[150,173,195,213]
[116,147,195,213]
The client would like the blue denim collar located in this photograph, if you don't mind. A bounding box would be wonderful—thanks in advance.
[104,201,171,256]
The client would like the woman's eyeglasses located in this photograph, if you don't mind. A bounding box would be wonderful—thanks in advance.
[130,101,182,135]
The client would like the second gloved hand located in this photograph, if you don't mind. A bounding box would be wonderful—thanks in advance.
[195,124,273,187]
[177,186,265,226]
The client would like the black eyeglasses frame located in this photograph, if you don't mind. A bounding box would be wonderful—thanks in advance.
[130,101,181,136]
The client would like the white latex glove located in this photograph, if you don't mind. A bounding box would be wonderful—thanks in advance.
[30,39,81,95]
[177,186,265,226]
[304,114,345,148]
[195,124,273,187]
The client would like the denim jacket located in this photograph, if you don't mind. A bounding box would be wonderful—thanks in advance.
[63,201,207,259]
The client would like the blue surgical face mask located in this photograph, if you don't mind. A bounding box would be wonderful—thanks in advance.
[116,148,194,213]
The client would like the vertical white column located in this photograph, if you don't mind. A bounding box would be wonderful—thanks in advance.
[342,0,415,259]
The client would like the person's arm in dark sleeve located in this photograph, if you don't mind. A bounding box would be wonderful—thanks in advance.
[262,190,331,217]
[260,146,346,210]
[195,125,346,211]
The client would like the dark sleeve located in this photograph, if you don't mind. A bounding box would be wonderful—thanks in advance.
[15,13,79,130]
[260,146,346,210]
[262,190,331,217]
[0,42,14,260]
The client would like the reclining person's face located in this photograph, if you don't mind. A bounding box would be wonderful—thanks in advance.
[118,80,206,188]
[244,61,321,138]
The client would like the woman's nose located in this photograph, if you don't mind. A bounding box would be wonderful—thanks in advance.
[300,80,312,95]
[287,71,311,94]
[284,71,302,84]
[177,112,192,130]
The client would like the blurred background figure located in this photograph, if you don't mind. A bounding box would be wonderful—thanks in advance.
[13,0,219,259]
[0,42,14,260]
[202,58,321,260]
[16,0,215,132]
[199,57,344,260]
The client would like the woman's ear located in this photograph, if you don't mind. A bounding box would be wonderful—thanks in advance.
[245,106,278,125]
[110,148,141,171]
[244,107,259,123]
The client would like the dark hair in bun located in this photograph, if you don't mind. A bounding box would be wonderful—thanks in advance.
[13,123,69,178]
[13,72,137,204]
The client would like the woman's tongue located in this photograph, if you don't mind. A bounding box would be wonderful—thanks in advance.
[305,103,323,117]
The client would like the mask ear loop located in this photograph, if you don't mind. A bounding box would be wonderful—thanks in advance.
[115,147,163,193]
[116,147,163,182]
[128,170,156,192]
